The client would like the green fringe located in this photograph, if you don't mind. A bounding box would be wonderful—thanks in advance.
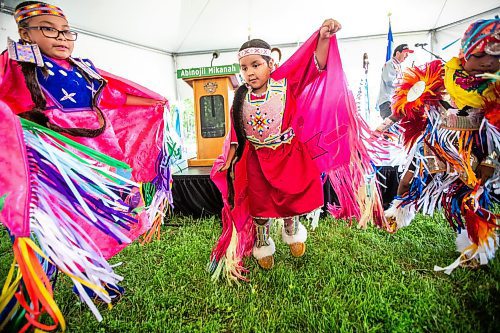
[20,118,131,170]
[0,194,6,212]
[141,182,157,207]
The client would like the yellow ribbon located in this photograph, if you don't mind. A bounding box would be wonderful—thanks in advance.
[24,238,107,295]
[0,260,22,331]
[17,238,66,331]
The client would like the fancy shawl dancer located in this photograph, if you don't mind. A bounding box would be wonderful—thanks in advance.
[384,17,499,273]
[209,19,388,282]
[0,2,177,331]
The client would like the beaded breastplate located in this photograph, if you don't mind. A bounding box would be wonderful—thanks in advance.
[243,78,294,149]
[36,55,105,112]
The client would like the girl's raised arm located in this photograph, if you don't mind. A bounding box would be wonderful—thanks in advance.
[315,19,342,69]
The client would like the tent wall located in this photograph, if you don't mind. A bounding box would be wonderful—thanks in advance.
[336,32,432,122]
[434,12,498,62]
[175,31,433,125]
[175,7,498,125]
[0,12,176,101]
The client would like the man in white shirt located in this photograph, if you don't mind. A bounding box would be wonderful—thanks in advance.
[375,44,413,209]
[376,44,413,119]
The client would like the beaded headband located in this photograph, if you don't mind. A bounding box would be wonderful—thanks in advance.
[237,47,272,60]
[14,3,66,24]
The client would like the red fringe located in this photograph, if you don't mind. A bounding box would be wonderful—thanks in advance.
[461,189,499,246]
[483,83,500,128]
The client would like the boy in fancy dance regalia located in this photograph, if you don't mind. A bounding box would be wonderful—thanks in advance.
[380,17,499,273]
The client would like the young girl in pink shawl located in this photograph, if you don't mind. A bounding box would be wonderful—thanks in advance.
[222,19,341,270]
[2,1,167,182]
[210,17,388,282]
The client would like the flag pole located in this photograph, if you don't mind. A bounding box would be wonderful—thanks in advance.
[386,12,393,62]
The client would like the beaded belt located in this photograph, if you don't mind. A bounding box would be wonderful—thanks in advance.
[247,127,295,150]
[440,109,483,130]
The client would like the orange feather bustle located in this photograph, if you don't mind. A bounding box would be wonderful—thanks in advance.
[392,60,445,148]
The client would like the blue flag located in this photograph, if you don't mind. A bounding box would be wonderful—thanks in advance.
[385,21,393,61]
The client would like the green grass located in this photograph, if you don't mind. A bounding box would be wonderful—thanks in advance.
[1,213,499,332]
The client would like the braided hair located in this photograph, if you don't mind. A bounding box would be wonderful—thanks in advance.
[227,39,273,206]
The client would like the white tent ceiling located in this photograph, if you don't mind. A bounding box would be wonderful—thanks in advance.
[2,0,499,54]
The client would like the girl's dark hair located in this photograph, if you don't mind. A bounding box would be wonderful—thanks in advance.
[15,2,50,127]
[239,39,272,64]
[17,63,50,125]
[226,84,248,206]
[271,47,282,63]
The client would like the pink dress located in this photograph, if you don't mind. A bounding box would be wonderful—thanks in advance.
[237,78,323,218]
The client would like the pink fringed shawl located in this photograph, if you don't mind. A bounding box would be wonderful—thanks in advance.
[0,102,31,237]
[99,69,167,182]
[0,53,166,248]
[0,51,165,183]
[0,50,168,330]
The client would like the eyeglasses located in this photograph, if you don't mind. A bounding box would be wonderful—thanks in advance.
[24,26,78,41]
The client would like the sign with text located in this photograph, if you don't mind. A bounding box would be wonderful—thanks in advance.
[177,64,240,79]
